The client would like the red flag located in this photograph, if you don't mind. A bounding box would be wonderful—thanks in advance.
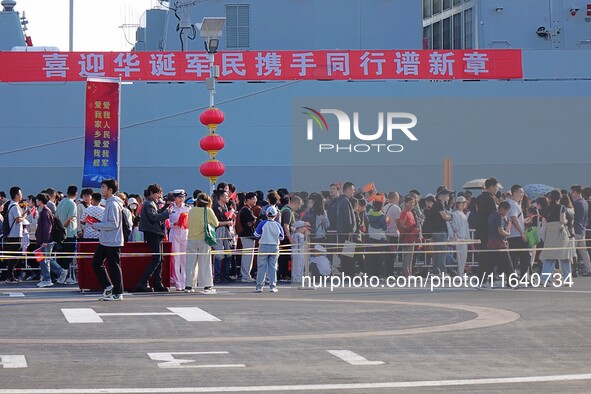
[34,248,44,263]
[362,182,376,193]
[176,212,188,229]
[84,215,100,225]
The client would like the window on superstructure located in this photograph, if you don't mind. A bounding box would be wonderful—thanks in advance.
[464,8,473,49]
[225,4,250,49]
[453,12,462,49]
[442,17,451,49]
[433,21,442,49]
[443,0,452,11]
[423,26,432,49]
[423,0,432,18]
[453,0,461,6]
[433,0,442,15]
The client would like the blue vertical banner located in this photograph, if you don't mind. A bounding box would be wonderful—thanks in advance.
[82,79,120,187]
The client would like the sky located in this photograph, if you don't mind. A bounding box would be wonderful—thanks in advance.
[14,0,160,51]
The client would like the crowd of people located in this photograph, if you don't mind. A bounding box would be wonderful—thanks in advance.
[1,177,591,299]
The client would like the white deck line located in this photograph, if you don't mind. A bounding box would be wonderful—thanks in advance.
[1,373,591,393]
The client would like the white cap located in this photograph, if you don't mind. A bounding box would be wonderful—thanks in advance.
[313,244,327,253]
[293,220,310,229]
[266,205,278,217]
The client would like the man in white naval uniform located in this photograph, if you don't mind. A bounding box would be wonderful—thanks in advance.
[168,189,190,291]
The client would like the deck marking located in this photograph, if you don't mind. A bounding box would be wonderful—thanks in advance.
[0,373,590,392]
[0,355,27,369]
[61,307,220,323]
[326,350,384,366]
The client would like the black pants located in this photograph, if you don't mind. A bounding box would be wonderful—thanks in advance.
[367,239,388,277]
[3,237,22,280]
[481,249,514,283]
[137,232,164,287]
[326,231,337,266]
[92,244,123,295]
[278,238,291,279]
[337,234,356,276]
[508,237,531,279]
[58,237,77,270]
[386,235,399,274]
[477,237,491,278]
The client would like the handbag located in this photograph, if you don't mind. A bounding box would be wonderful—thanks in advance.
[341,240,356,258]
[525,226,539,248]
[203,208,218,247]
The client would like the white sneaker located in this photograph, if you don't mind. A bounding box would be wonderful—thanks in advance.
[57,270,68,284]
[37,281,54,288]
[241,277,256,283]
[255,288,263,293]
[65,277,77,285]
[100,293,123,301]
[103,285,114,298]
[202,288,217,294]
[269,288,279,293]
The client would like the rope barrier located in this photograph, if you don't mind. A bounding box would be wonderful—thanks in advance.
[0,241,589,258]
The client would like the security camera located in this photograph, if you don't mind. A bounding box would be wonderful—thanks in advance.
[495,6,503,13]
[570,7,580,16]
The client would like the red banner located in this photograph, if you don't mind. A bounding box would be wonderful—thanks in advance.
[82,79,120,188]
[0,50,522,82]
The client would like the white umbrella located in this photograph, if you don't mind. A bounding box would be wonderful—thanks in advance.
[462,178,503,190]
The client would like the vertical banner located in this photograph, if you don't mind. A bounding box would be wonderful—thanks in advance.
[82,79,120,188]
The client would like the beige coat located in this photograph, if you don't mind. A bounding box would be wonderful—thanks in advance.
[540,221,570,261]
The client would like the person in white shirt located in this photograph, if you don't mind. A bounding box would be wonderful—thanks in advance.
[4,186,29,283]
[309,244,331,278]
[77,188,93,239]
[507,185,531,280]
[168,189,190,291]
[81,193,105,241]
[382,192,401,270]
[450,196,470,276]
[290,221,309,284]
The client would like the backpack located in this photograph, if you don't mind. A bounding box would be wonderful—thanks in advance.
[234,208,244,237]
[122,207,132,242]
[467,199,480,230]
[1,201,16,240]
[51,213,67,244]
[302,210,317,232]
[422,209,434,238]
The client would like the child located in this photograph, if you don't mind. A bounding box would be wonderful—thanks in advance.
[309,244,331,279]
[253,205,285,292]
[290,220,309,284]
[367,194,388,277]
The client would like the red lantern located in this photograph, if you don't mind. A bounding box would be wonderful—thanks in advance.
[199,107,225,131]
[200,160,226,184]
[200,134,225,158]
